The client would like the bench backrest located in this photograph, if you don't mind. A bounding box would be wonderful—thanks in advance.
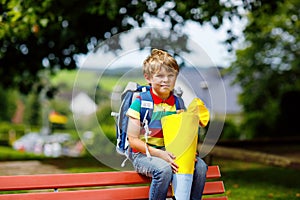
[0,165,227,200]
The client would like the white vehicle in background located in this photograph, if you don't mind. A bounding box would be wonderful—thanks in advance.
[12,132,82,157]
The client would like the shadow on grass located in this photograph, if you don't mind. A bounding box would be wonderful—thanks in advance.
[224,166,300,187]
[215,158,300,200]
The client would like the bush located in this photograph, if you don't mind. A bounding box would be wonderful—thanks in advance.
[0,87,18,122]
[220,120,240,140]
[96,103,115,126]
[24,92,42,126]
[0,122,26,145]
[95,102,116,145]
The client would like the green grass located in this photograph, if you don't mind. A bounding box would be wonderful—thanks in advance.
[213,158,300,200]
[51,69,147,92]
[0,146,45,161]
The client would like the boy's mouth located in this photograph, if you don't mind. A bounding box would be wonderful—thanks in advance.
[161,85,170,88]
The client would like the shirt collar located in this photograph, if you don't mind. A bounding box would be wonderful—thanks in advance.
[150,88,175,106]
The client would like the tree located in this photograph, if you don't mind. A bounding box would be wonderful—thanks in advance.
[0,86,17,121]
[24,91,41,126]
[1,0,247,93]
[4,0,298,138]
[229,0,300,137]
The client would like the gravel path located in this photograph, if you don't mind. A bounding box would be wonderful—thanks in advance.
[0,160,66,175]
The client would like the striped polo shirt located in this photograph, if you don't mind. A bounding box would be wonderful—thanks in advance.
[126,89,179,149]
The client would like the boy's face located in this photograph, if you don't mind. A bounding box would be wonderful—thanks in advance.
[145,67,177,99]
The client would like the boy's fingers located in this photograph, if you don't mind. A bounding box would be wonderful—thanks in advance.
[171,163,179,173]
[167,151,176,159]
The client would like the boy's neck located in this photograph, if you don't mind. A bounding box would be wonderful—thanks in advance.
[150,89,175,105]
[151,89,170,100]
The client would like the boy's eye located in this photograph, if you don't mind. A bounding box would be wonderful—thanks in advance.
[153,73,176,79]
[155,74,163,78]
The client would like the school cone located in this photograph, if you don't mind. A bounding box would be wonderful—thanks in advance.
[162,98,208,200]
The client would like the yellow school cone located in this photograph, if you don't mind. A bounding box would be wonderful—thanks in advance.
[163,112,199,174]
[187,97,210,127]
[162,98,209,199]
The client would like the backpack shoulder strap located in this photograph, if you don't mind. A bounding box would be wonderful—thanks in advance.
[139,89,185,123]
[174,95,185,110]
[139,90,153,124]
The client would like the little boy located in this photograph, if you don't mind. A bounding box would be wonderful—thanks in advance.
[127,49,207,200]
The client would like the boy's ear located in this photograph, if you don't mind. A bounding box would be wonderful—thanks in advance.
[144,74,151,84]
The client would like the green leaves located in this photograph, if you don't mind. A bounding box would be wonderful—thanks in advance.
[0,0,279,97]
[229,0,300,137]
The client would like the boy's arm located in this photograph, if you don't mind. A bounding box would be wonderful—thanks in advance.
[127,117,144,152]
[127,117,179,173]
[127,117,159,155]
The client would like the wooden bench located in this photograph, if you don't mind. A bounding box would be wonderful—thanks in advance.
[0,165,227,200]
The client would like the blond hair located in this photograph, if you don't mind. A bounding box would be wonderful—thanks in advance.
[143,49,179,77]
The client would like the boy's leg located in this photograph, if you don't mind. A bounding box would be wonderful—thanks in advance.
[131,152,173,200]
[190,156,208,200]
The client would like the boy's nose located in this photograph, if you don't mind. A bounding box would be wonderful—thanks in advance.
[162,76,169,81]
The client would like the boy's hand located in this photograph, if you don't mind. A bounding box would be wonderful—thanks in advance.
[156,149,179,173]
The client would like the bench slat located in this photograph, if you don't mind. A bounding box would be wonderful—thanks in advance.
[0,165,227,200]
[0,171,149,191]
[0,186,227,200]
[0,183,227,200]
[166,181,225,197]
[206,165,221,179]
[0,166,221,191]
[0,181,225,200]
[204,197,228,200]
[203,181,225,195]
[0,187,150,200]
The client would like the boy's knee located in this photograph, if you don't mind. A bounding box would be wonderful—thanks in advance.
[154,164,173,181]
[195,157,208,172]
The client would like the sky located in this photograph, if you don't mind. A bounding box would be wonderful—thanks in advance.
[183,21,234,67]
[78,17,245,70]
